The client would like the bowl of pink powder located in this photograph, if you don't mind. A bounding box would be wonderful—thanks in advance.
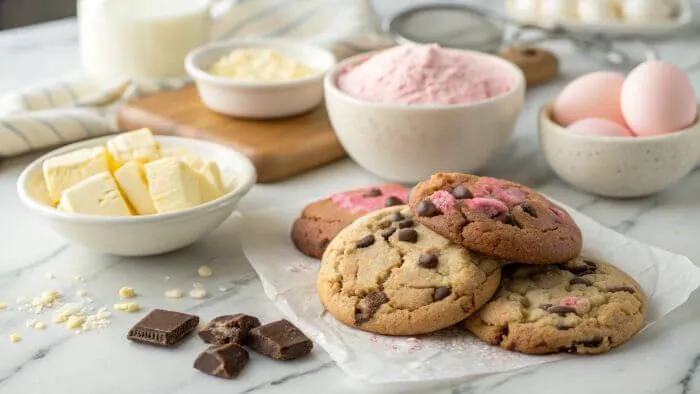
[325,44,525,182]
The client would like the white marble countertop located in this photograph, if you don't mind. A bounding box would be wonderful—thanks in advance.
[2,3,700,394]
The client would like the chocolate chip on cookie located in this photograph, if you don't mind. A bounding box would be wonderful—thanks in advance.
[391,212,405,222]
[318,206,502,336]
[380,227,396,240]
[463,258,647,355]
[433,287,451,301]
[363,188,382,197]
[385,196,404,207]
[452,185,473,199]
[397,228,418,243]
[397,219,415,229]
[409,173,582,264]
[416,200,440,217]
[607,286,636,294]
[418,254,438,269]
[356,235,375,248]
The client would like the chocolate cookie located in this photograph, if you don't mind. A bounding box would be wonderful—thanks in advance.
[291,184,409,259]
[463,258,647,355]
[409,173,582,264]
[499,45,559,88]
[317,205,501,336]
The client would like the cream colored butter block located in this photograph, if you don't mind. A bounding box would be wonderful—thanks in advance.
[163,148,226,193]
[42,146,110,204]
[106,128,160,169]
[58,172,132,216]
[114,161,157,215]
[197,170,223,203]
[145,157,202,213]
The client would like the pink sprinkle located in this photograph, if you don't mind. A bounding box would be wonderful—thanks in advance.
[430,190,457,214]
[559,296,591,313]
[550,206,568,220]
[466,198,508,219]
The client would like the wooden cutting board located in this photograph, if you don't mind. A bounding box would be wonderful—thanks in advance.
[116,86,346,183]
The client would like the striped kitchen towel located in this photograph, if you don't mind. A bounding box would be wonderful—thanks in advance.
[0,0,392,157]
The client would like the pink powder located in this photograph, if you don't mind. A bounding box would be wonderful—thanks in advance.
[466,198,508,219]
[330,184,409,214]
[430,190,457,214]
[559,296,591,313]
[338,44,515,105]
[473,178,526,205]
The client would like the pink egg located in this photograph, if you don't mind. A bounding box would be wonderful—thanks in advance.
[621,61,697,136]
[553,71,626,127]
[568,118,634,137]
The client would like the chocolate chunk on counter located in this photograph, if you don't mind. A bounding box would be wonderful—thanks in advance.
[198,314,261,345]
[194,343,249,379]
[127,309,199,347]
[248,320,313,360]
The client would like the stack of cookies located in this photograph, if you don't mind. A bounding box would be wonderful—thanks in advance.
[312,172,648,355]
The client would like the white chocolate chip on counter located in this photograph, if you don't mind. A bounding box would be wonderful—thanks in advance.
[218,286,228,292]
[66,315,86,330]
[189,287,208,299]
[118,287,137,299]
[9,333,21,343]
[26,319,38,328]
[114,303,141,313]
[34,321,47,330]
[197,265,213,277]
[164,289,183,299]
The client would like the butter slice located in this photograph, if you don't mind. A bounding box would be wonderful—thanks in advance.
[168,151,226,193]
[106,128,160,169]
[114,161,156,215]
[145,158,202,213]
[43,146,110,204]
[58,172,132,216]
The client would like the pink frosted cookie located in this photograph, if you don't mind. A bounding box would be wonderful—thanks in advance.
[409,172,582,264]
[291,184,409,259]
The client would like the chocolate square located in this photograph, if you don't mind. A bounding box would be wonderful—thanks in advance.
[127,309,199,347]
[248,319,313,360]
[198,314,261,345]
[194,343,249,379]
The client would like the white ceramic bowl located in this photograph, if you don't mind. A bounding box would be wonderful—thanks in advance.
[186,39,337,119]
[539,103,700,198]
[324,50,525,183]
[17,136,256,256]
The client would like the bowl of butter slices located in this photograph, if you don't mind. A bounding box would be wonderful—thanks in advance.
[17,129,256,256]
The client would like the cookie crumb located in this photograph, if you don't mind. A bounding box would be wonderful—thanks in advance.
[114,303,140,313]
[118,287,137,299]
[9,333,21,343]
[66,315,86,330]
[189,288,208,299]
[26,319,38,328]
[34,321,47,330]
[76,289,88,297]
[197,266,213,277]
[0,302,7,310]
[164,289,183,299]
[218,286,228,292]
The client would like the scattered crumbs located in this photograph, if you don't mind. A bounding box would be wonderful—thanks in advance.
[76,289,88,297]
[114,303,140,313]
[192,282,204,289]
[218,286,228,292]
[66,315,86,330]
[189,288,208,299]
[197,265,213,277]
[164,289,183,299]
[82,309,112,331]
[286,262,312,273]
[0,302,7,310]
[26,319,38,328]
[53,303,82,324]
[367,334,424,354]
[118,287,137,299]
[9,333,21,343]
[46,272,55,279]
[18,290,62,314]
[34,321,47,330]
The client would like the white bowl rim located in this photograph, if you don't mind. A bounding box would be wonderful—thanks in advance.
[539,103,700,143]
[324,47,526,110]
[16,135,257,225]
[185,38,337,90]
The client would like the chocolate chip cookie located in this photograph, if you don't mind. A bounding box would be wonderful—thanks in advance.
[317,205,501,336]
[291,184,409,259]
[409,172,582,264]
[463,257,647,354]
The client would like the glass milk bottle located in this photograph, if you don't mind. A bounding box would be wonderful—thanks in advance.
[78,0,213,85]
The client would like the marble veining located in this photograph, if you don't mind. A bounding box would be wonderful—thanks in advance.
[2,1,700,393]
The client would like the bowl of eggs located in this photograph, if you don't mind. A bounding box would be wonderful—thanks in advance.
[539,60,700,198]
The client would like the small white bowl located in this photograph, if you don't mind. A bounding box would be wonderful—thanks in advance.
[185,39,337,119]
[539,103,700,198]
[324,50,525,183]
[17,136,256,256]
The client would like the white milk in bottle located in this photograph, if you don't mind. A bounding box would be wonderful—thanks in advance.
[78,0,212,85]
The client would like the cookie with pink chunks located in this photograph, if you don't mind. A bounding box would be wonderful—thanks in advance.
[408,173,582,264]
[291,184,409,259]
[463,258,647,355]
